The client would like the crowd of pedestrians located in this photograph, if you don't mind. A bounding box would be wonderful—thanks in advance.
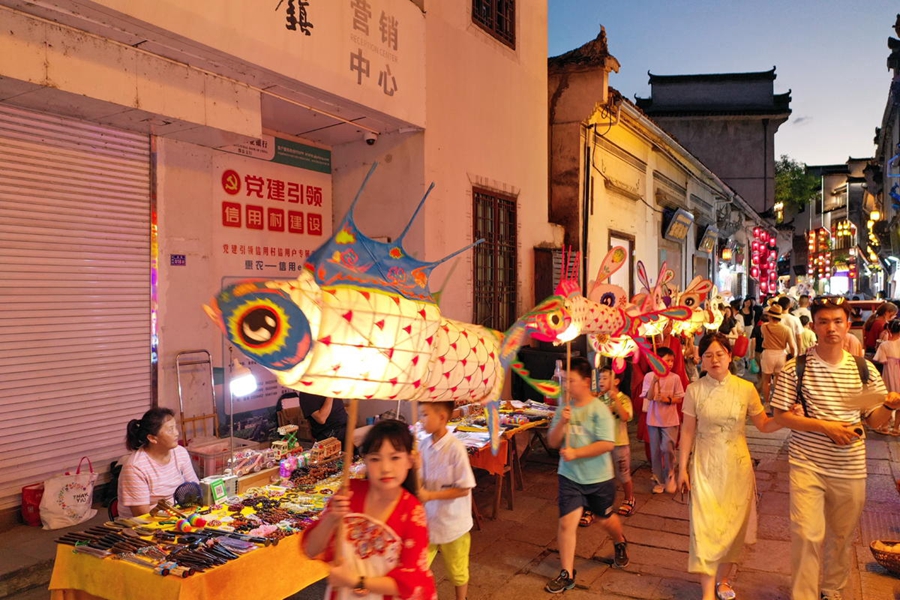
[538,293,900,600]
[303,291,900,600]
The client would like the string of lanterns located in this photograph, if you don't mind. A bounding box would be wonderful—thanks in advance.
[750,227,778,295]
[807,227,831,280]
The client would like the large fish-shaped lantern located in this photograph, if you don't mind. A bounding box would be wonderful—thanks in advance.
[205,165,571,442]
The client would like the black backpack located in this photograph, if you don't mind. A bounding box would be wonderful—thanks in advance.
[794,354,869,418]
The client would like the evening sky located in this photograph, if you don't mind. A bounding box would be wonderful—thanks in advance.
[548,0,899,167]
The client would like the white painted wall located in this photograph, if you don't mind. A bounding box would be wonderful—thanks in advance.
[421,3,554,322]
[0,6,262,145]
[155,138,222,414]
[331,133,427,253]
[588,125,658,289]
[72,0,427,127]
[587,115,744,296]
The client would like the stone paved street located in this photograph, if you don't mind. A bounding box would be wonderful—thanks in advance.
[430,426,900,600]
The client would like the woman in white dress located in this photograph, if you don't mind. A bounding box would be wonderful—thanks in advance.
[677,332,783,600]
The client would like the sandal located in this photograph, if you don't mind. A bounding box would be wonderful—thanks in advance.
[578,510,594,527]
[715,581,736,600]
[617,499,635,516]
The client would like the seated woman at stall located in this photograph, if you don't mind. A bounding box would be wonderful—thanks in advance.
[117,407,198,517]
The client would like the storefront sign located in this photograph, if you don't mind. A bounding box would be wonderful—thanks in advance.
[220,135,332,174]
[697,225,718,254]
[213,143,332,277]
[663,208,694,242]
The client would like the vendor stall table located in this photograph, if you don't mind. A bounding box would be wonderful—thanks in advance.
[457,416,550,519]
[49,532,327,600]
[48,455,351,600]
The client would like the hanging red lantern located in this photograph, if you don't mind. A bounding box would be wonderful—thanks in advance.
[769,250,778,261]
[752,240,760,252]
[751,266,760,279]
[760,281,769,293]
[769,271,778,282]
[768,237,777,248]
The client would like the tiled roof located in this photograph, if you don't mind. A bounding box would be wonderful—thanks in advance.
[548,26,620,74]
[645,67,777,84]
[634,87,791,117]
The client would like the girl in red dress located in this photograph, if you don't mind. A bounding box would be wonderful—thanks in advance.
[303,420,437,600]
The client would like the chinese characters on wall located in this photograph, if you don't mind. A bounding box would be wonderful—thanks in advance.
[220,168,324,239]
[214,140,332,276]
[349,0,399,96]
[276,0,314,35]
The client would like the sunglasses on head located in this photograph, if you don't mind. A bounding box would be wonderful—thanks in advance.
[810,297,847,307]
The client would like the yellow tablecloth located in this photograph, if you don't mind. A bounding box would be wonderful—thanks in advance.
[49,532,328,600]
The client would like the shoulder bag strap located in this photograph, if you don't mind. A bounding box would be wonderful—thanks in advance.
[795,355,809,418]
[853,355,869,387]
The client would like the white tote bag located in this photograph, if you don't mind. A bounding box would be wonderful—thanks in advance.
[39,456,98,530]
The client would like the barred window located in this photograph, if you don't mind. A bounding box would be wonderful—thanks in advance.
[472,0,515,49]
[473,187,517,330]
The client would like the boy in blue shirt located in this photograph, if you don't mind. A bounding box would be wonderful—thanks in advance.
[545,357,629,594]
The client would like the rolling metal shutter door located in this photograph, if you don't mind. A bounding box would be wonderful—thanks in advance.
[0,105,150,511]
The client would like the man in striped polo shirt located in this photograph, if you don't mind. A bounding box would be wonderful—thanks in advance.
[772,297,900,600]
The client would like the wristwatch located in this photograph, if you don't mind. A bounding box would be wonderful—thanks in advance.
[353,575,368,596]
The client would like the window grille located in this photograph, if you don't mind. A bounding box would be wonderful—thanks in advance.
[473,187,517,330]
[472,0,515,48]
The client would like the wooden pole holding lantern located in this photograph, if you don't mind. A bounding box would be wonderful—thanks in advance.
[564,341,572,449]
[334,397,359,564]
[411,398,419,452]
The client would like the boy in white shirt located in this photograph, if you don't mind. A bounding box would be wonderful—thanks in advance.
[419,402,477,600]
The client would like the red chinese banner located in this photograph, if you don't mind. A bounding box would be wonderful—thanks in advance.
[212,141,332,412]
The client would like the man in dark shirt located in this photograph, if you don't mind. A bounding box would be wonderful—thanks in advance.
[298,393,348,447]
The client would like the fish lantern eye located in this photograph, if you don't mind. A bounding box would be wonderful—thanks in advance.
[600,292,617,307]
[239,306,280,347]
[684,297,696,307]
[216,286,312,370]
